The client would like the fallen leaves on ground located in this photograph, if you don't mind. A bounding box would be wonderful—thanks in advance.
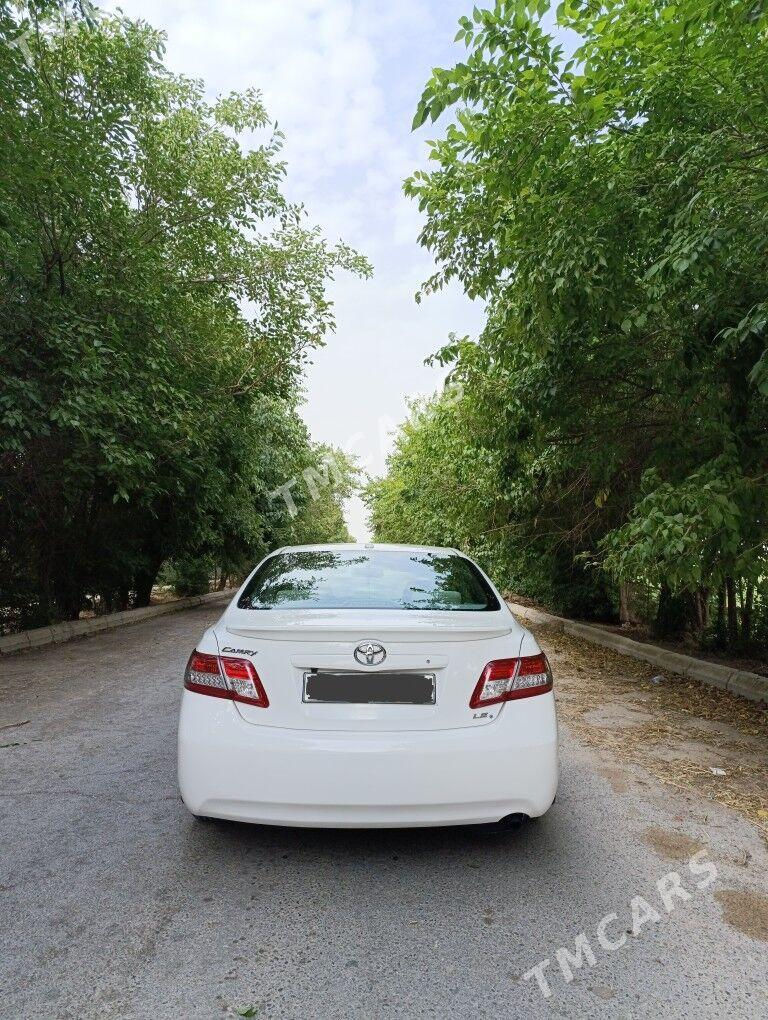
[534,624,768,841]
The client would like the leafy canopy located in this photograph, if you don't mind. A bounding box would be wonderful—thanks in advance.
[0,2,370,626]
[368,0,768,642]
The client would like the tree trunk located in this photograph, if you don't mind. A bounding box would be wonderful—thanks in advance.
[725,576,739,646]
[654,584,698,641]
[742,582,754,646]
[715,586,726,646]
[51,553,84,622]
[54,582,83,623]
[694,586,709,637]
[133,557,163,608]
[619,582,642,627]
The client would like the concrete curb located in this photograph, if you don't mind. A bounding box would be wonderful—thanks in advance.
[508,601,768,705]
[0,589,236,656]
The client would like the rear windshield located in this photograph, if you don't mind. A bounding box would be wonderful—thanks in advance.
[237,549,501,612]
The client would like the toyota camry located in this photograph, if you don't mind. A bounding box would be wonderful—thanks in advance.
[178,544,558,829]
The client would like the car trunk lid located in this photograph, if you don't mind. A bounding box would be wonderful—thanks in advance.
[215,608,524,732]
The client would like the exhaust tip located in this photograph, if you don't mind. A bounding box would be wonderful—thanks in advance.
[476,812,528,837]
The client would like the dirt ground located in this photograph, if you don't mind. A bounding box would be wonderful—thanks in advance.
[531,622,768,843]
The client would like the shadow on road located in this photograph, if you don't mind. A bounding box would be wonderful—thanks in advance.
[185,813,548,860]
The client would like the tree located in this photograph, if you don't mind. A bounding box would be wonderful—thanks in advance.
[368,0,768,647]
[0,3,369,628]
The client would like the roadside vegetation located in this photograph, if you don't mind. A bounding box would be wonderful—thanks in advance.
[365,0,768,659]
[0,3,366,631]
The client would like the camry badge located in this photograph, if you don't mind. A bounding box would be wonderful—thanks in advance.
[354,641,386,666]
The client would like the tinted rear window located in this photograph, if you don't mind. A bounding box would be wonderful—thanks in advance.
[237,549,500,611]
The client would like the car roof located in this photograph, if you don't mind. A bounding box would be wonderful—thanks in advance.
[271,542,463,556]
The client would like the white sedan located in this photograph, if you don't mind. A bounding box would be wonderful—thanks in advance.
[178,543,558,829]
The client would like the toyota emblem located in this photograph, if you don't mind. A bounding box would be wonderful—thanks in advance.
[354,641,386,666]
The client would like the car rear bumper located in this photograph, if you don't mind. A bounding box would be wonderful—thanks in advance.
[177,690,558,828]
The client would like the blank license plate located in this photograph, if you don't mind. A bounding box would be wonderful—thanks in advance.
[303,671,436,705]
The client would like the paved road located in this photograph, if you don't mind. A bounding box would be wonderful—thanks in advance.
[1,604,766,1019]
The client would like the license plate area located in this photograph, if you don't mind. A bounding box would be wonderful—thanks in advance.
[303,670,436,705]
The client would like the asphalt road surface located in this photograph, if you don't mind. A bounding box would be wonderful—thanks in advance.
[1,602,766,1019]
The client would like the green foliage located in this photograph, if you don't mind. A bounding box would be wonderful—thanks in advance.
[273,444,359,549]
[167,556,214,598]
[369,0,768,647]
[601,458,763,592]
[0,3,369,628]
[291,448,359,546]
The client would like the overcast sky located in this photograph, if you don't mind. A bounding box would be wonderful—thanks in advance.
[105,0,485,540]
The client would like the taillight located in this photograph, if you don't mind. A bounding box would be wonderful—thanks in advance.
[185,651,230,699]
[220,656,269,708]
[184,651,269,708]
[469,653,552,708]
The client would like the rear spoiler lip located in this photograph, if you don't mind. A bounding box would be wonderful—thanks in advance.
[224,625,515,642]
[221,606,519,642]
